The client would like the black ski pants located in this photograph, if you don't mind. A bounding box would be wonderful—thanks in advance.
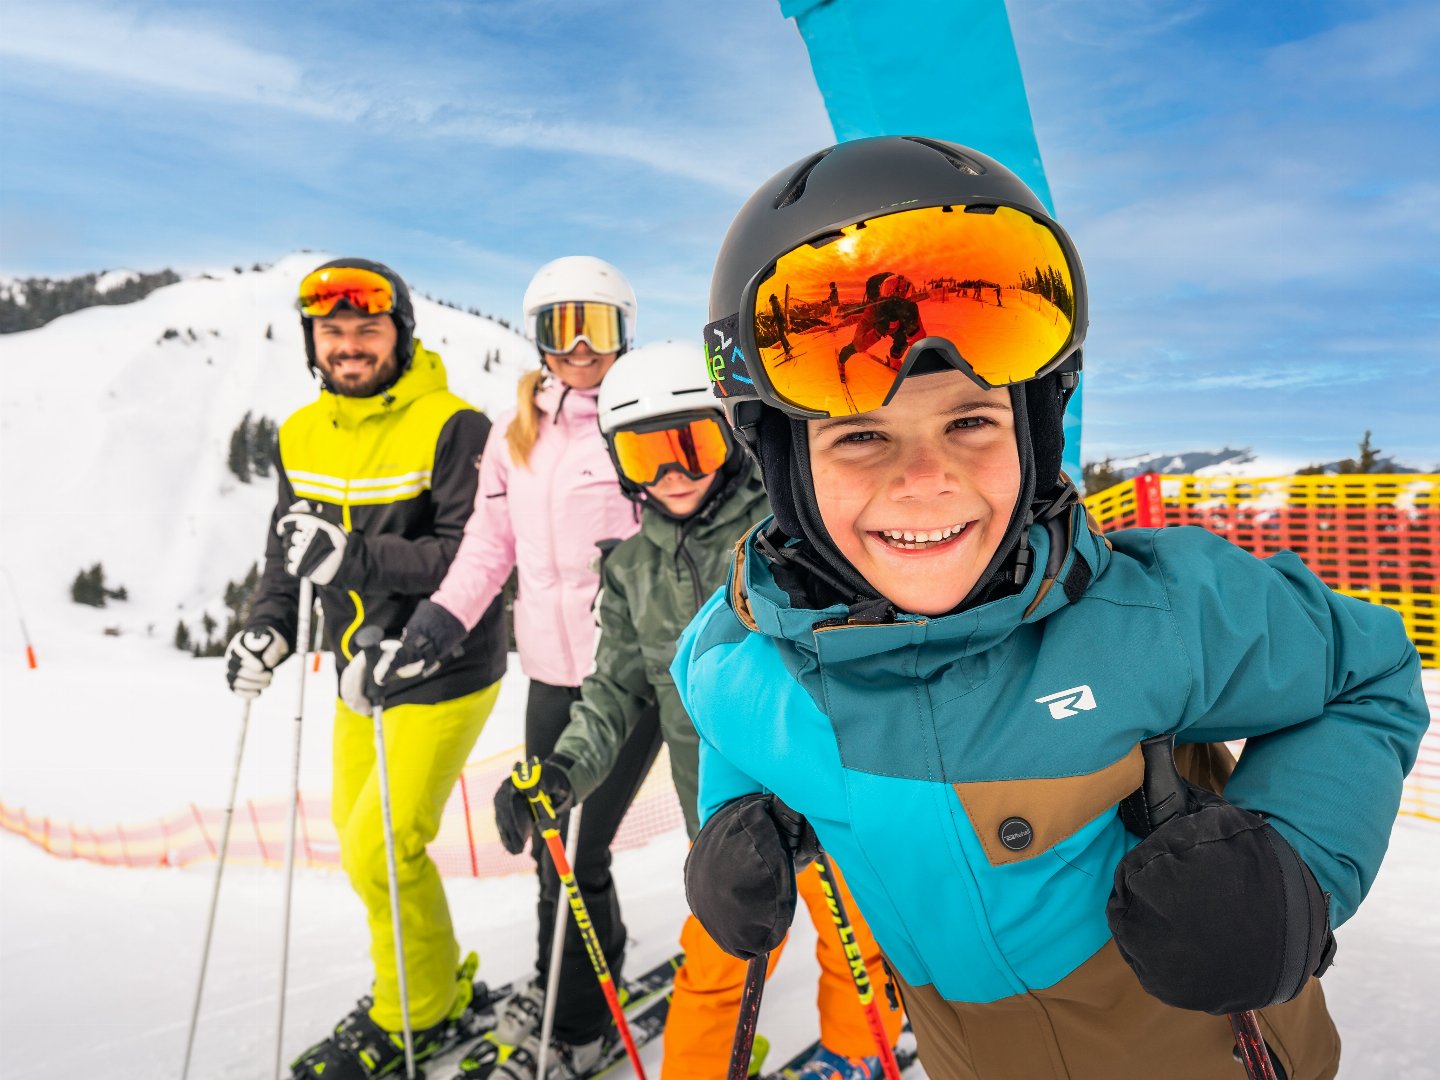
[525,678,662,1044]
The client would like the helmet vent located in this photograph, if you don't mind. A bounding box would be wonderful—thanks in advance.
[772,149,833,209]
[901,136,986,176]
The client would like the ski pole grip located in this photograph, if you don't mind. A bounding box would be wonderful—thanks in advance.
[512,758,559,826]
[353,626,384,650]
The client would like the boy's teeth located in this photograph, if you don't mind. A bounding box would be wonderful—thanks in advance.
[880,523,966,547]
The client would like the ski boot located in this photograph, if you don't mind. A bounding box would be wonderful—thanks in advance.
[453,975,545,1078]
[489,1031,606,1080]
[291,952,481,1079]
[791,1045,883,1080]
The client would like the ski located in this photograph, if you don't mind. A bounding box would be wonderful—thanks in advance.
[454,952,683,1079]
[760,1020,917,1080]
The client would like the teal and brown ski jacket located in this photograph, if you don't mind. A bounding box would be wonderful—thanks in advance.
[673,507,1426,1078]
[554,466,770,837]
[250,342,507,707]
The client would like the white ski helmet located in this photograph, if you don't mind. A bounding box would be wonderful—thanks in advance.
[522,256,638,351]
[598,339,718,436]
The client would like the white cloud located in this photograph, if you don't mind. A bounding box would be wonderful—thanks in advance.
[0,1,324,114]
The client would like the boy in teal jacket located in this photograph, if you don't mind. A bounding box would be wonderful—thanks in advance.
[675,137,1427,1079]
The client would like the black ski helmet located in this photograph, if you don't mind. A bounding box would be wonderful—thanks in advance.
[707,136,1086,609]
[300,257,418,390]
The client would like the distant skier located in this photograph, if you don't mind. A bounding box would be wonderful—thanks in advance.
[226,258,508,1079]
[836,272,924,381]
[768,291,794,356]
[680,138,1428,1079]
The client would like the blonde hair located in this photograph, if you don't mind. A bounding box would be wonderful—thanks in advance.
[506,368,547,468]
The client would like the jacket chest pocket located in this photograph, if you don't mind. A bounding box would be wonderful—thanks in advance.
[951,744,1144,866]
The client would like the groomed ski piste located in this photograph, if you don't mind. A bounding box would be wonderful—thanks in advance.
[2,262,1438,1078]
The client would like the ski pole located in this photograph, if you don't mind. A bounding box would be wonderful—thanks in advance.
[1127,735,1277,1080]
[512,759,647,1080]
[536,802,583,1080]
[180,698,252,1080]
[273,578,313,1080]
[357,631,417,1079]
[727,954,768,1080]
[813,853,902,1080]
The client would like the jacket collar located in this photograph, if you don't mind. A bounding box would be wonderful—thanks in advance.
[535,377,600,427]
[323,339,447,429]
[731,503,1110,661]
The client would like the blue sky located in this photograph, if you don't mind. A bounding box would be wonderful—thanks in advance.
[1,0,1436,465]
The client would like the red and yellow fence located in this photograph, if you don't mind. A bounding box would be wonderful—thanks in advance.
[1086,473,1438,668]
[0,741,687,875]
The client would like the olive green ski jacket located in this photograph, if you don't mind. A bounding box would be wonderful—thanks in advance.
[554,466,770,837]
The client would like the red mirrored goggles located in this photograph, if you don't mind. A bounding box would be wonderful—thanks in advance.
[298,266,397,318]
[717,202,1083,418]
[608,412,733,487]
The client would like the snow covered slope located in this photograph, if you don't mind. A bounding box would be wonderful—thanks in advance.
[0,254,533,649]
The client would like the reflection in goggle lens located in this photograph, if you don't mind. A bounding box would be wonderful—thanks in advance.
[751,204,1076,416]
[298,267,397,318]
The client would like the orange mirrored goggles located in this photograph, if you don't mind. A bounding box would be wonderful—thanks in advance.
[742,203,1081,417]
[609,413,732,486]
[534,301,626,355]
[297,266,397,318]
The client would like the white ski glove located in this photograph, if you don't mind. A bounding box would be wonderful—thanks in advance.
[224,626,290,699]
[276,502,348,586]
[339,638,424,713]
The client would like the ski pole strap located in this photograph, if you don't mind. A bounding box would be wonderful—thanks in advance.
[814,854,903,1080]
[728,954,768,1080]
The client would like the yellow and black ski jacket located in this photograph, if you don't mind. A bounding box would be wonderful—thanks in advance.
[250,342,507,707]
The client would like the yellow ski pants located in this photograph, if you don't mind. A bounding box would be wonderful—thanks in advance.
[331,682,501,1031]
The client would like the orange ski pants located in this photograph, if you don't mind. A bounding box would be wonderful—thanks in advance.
[661,859,905,1078]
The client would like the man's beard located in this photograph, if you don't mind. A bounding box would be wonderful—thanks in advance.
[323,352,399,397]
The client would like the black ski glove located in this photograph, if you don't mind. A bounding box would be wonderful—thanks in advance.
[1107,781,1337,1015]
[494,755,576,855]
[376,599,468,687]
[684,794,820,960]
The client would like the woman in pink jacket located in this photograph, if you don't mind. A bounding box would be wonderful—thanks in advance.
[385,257,660,1071]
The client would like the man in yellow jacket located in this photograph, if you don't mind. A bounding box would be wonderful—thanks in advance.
[225,258,508,1079]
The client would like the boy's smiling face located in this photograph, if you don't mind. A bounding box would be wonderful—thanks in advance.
[806,369,1021,616]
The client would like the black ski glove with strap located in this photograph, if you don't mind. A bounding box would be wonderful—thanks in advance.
[1107,748,1337,1015]
[493,755,576,855]
[684,793,820,960]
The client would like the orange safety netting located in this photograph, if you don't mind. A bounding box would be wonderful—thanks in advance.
[0,742,686,875]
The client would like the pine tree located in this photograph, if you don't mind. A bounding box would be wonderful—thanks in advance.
[71,563,107,607]
[249,417,276,478]
[227,412,253,483]
[174,620,191,651]
[1082,458,1126,497]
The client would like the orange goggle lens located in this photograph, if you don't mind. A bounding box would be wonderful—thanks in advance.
[751,204,1077,416]
[298,267,396,318]
[535,302,625,355]
[611,417,730,486]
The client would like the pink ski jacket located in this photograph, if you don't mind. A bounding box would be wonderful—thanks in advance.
[429,378,639,687]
